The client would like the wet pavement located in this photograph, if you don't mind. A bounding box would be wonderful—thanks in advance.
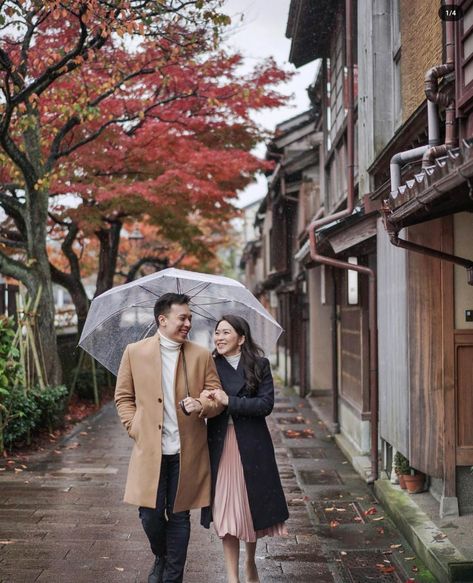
[0,386,437,582]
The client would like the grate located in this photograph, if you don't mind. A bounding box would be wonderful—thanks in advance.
[299,469,343,485]
[336,550,406,583]
[274,406,297,413]
[313,500,365,524]
[276,416,308,425]
[289,447,327,459]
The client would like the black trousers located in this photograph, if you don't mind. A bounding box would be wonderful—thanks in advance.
[139,453,190,583]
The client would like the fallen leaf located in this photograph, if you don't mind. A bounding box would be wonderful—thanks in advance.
[329,520,340,528]
[115,567,124,572]
[377,527,385,535]
[378,565,395,574]
[390,544,402,549]
[364,506,377,515]
[372,516,385,521]
[412,565,419,572]
[405,556,416,561]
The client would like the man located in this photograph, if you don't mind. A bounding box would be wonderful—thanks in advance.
[115,293,222,583]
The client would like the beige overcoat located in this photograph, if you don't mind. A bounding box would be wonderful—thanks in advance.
[114,334,222,511]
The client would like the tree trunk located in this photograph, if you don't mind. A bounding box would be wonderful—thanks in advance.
[27,262,63,386]
[94,221,122,297]
[50,264,90,337]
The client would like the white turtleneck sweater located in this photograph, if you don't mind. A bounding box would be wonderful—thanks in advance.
[159,330,182,455]
[224,352,241,425]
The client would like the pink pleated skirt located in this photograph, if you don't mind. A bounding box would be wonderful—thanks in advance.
[212,424,288,543]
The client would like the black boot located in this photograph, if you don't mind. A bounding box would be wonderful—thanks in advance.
[148,555,165,583]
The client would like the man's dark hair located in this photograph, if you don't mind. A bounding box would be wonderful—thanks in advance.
[154,293,191,326]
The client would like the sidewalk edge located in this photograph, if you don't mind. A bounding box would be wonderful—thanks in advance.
[374,478,471,583]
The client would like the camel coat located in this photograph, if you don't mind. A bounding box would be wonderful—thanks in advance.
[114,334,222,511]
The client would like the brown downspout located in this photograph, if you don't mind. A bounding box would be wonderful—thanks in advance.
[422,14,456,167]
[308,0,379,483]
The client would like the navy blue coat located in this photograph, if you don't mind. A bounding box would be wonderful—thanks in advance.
[201,355,289,531]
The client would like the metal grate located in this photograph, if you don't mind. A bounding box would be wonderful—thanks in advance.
[336,550,406,583]
[274,406,298,414]
[299,469,343,485]
[289,447,327,459]
[276,416,308,425]
[312,500,365,524]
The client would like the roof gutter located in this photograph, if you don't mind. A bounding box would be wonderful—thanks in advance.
[307,0,379,483]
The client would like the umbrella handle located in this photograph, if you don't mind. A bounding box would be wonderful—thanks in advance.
[181,345,190,399]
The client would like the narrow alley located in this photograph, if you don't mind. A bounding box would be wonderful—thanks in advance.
[0,387,435,583]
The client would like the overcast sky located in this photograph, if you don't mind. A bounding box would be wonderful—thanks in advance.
[222,0,316,207]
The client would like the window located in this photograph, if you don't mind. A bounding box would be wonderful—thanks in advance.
[347,257,359,305]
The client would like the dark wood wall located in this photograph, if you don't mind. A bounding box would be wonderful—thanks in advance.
[407,218,454,479]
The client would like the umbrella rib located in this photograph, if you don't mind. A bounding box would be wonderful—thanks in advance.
[139,319,156,340]
[190,305,218,322]
[190,302,220,321]
[183,281,212,298]
[191,300,232,306]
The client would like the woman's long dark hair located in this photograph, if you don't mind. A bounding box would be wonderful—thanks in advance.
[213,315,265,395]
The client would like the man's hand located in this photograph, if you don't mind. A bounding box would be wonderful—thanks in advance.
[180,397,203,414]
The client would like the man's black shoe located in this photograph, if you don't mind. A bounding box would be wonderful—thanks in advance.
[148,556,165,583]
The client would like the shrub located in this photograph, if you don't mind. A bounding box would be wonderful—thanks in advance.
[71,366,108,401]
[32,385,68,434]
[393,451,410,475]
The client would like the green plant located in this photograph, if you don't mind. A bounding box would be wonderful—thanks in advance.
[0,316,27,453]
[32,385,68,433]
[2,387,40,449]
[393,451,411,475]
[70,366,108,402]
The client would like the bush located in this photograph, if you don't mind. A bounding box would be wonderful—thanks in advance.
[2,387,40,448]
[32,385,68,434]
[2,385,68,449]
[71,366,108,401]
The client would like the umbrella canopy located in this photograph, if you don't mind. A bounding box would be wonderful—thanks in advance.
[79,268,283,375]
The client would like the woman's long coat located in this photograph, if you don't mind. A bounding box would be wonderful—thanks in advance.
[115,335,222,511]
[201,355,289,531]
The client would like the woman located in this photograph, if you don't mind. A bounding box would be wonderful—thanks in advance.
[200,315,289,583]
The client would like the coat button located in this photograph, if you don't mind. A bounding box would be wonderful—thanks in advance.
[158,397,163,403]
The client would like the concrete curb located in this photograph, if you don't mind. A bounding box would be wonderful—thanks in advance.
[375,478,473,583]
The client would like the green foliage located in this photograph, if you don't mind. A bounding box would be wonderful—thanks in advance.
[71,366,108,401]
[2,387,39,447]
[2,385,68,449]
[393,451,410,475]
[33,385,68,434]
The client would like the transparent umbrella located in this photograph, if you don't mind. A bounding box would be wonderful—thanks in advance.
[78,268,283,375]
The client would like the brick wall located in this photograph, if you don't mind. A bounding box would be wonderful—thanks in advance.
[400,0,443,121]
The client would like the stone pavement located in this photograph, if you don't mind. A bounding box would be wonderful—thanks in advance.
[0,387,437,583]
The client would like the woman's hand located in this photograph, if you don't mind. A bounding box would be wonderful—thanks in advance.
[180,397,203,414]
[211,388,229,407]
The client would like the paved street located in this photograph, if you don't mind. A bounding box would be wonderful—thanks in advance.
[0,387,436,583]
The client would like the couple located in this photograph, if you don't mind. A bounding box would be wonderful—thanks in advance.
[115,293,288,583]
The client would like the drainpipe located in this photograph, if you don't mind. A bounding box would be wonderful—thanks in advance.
[385,3,473,285]
[422,15,456,168]
[381,204,473,284]
[308,0,379,483]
